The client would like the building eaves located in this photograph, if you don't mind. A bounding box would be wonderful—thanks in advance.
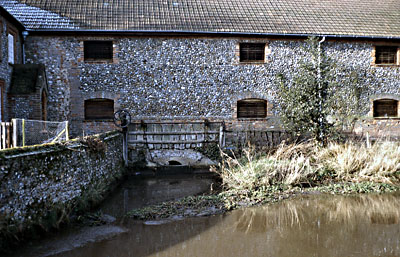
[0,5,25,30]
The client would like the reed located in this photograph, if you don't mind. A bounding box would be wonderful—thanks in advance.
[217,140,400,192]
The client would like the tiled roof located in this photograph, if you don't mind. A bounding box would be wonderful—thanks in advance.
[1,0,400,38]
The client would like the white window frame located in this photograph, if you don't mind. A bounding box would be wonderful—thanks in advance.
[8,33,14,64]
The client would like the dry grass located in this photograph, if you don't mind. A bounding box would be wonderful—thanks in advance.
[217,140,400,191]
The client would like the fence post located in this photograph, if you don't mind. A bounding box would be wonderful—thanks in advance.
[123,126,128,167]
[219,124,225,148]
[366,132,371,148]
[6,122,11,148]
[65,121,69,141]
[12,118,17,148]
[1,122,5,149]
[22,119,25,147]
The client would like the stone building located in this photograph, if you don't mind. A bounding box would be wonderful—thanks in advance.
[0,5,48,122]
[0,0,400,137]
[0,5,23,122]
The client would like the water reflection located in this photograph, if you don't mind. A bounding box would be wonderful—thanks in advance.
[234,193,400,234]
[54,193,400,257]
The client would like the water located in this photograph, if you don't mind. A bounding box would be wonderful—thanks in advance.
[11,175,400,257]
[99,172,218,217]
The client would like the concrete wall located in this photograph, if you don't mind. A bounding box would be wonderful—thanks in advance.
[0,131,124,243]
[24,36,400,136]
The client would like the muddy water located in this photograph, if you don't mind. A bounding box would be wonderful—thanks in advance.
[99,172,218,217]
[12,174,400,257]
[52,192,400,257]
[9,173,218,257]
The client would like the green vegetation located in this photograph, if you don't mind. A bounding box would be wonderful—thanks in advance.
[194,142,221,161]
[276,37,367,143]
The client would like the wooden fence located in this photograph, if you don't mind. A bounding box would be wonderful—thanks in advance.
[0,119,70,150]
[0,121,13,149]
[224,129,288,148]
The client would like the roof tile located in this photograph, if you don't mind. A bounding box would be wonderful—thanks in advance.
[0,0,400,37]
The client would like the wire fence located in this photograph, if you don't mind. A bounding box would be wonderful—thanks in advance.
[10,119,69,148]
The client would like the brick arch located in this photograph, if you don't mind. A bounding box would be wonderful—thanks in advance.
[84,98,115,120]
[232,92,271,119]
[82,92,120,116]
[83,91,120,120]
[370,94,400,118]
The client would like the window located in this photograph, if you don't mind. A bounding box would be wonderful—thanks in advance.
[375,46,398,65]
[84,41,113,61]
[8,33,14,64]
[84,98,114,120]
[373,99,398,118]
[240,43,265,62]
[237,99,267,118]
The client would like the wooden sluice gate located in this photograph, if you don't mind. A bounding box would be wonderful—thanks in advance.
[122,119,288,167]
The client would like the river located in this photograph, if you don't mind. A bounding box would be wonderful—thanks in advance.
[10,173,400,257]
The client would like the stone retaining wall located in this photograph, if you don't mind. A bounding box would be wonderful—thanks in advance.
[0,131,124,246]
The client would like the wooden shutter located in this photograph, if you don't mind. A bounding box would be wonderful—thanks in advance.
[84,41,113,60]
[237,99,267,118]
[373,99,398,117]
[84,99,114,120]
